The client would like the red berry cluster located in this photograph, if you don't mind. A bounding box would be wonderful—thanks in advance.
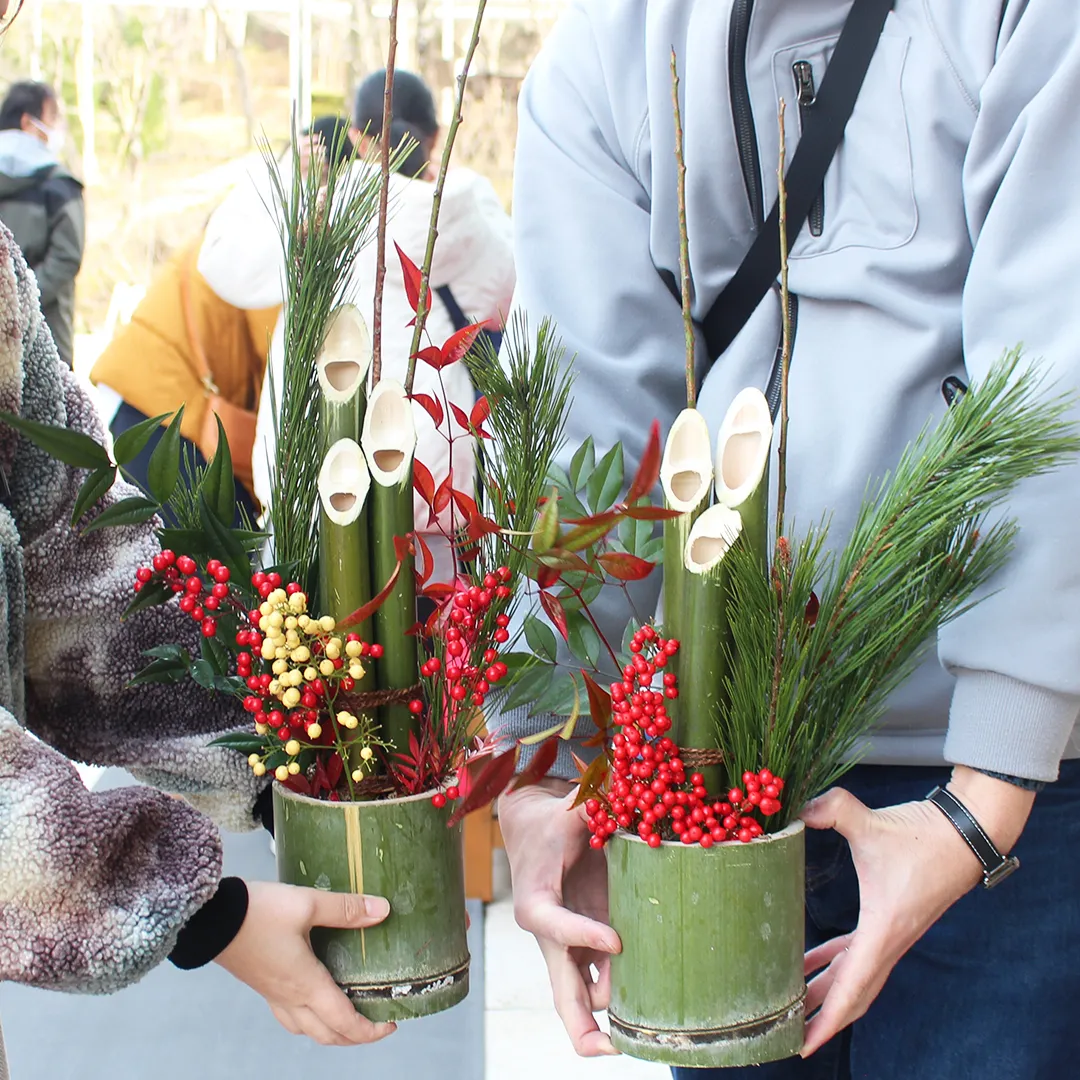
[133,551,232,638]
[431,784,460,809]
[415,566,513,716]
[584,627,785,849]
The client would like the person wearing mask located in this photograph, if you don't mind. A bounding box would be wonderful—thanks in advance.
[90,117,354,526]
[495,3,1080,1078]
[0,40,397,1065]
[0,79,83,368]
[199,70,516,578]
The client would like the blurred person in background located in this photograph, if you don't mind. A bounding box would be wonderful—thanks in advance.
[199,70,516,578]
[0,79,83,368]
[90,117,355,526]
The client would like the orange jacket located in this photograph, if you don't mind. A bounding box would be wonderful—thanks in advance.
[91,237,279,491]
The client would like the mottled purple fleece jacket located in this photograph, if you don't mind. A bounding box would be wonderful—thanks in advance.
[0,225,263,993]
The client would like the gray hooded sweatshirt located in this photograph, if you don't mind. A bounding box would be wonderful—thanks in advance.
[500,0,1080,783]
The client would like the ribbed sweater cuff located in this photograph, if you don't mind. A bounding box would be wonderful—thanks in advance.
[944,669,1080,783]
[168,877,249,970]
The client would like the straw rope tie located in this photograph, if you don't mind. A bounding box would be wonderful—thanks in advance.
[680,747,725,769]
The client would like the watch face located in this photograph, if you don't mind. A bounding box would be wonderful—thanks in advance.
[984,855,1021,889]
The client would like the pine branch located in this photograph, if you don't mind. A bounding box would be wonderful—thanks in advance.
[371,0,401,384]
[405,0,488,394]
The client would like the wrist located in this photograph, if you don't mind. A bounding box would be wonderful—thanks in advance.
[946,765,1035,853]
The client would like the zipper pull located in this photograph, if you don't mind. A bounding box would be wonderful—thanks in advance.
[793,61,816,107]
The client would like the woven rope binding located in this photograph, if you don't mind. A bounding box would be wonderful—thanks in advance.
[680,747,725,769]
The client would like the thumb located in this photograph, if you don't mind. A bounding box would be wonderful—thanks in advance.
[799,787,869,840]
[307,889,391,930]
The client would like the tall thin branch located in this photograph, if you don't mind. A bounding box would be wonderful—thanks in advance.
[404,0,488,394]
[670,49,695,409]
[371,0,400,384]
[775,99,791,542]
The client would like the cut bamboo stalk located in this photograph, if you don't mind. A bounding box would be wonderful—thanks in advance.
[317,304,372,448]
[679,503,743,794]
[714,387,773,570]
[362,379,420,759]
[660,407,713,727]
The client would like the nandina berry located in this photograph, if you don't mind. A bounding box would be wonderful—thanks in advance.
[136,567,153,583]
[286,581,302,595]
[179,595,196,614]
[341,676,355,692]
[647,833,662,848]
[589,835,605,850]
[699,834,714,848]
[760,798,780,816]
[585,798,600,816]
[267,572,282,588]
[177,555,197,575]
[450,685,467,702]
[737,828,753,843]
[409,699,424,715]
[447,786,460,800]
[204,596,220,611]
[432,793,448,809]
[368,644,383,659]
[211,582,229,600]
[185,576,203,594]
[258,582,273,598]
[728,788,744,805]
[201,618,217,637]
[191,606,205,622]
[748,791,762,807]
[301,692,318,709]
[246,676,262,691]
[759,768,774,785]
[493,628,509,643]
[248,609,261,626]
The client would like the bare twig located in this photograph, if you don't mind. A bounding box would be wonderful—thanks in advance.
[775,99,791,542]
[371,0,400,385]
[405,0,488,394]
[671,49,696,409]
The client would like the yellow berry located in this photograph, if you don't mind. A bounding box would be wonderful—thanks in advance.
[287,761,301,775]
[267,611,284,630]
[307,722,322,739]
[345,640,363,658]
[268,680,280,695]
[285,615,298,631]
[289,591,307,612]
[292,646,311,663]
[285,631,300,649]
[275,647,288,660]
[282,687,301,708]
[272,658,288,675]
[319,615,336,632]
[325,643,341,661]
[261,641,276,661]
[304,666,318,682]
[349,663,365,680]
[360,746,374,761]
[255,722,268,735]
[275,765,289,782]
[258,616,271,633]
[351,768,365,783]
[285,739,300,756]
[319,659,335,676]
[247,753,260,766]
[269,588,288,605]
[259,601,273,616]
[252,761,266,777]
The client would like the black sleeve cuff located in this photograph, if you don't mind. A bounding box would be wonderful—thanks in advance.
[255,784,275,837]
[974,767,1046,793]
[168,877,249,970]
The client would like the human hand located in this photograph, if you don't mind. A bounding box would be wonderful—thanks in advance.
[215,880,397,1046]
[799,768,1034,1056]
[298,133,327,185]
[499,779,621,1056]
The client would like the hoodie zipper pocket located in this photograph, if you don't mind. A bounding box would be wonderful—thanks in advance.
[793,60,825,237]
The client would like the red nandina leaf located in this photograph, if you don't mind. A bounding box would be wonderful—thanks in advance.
[453,488,479,520]
[571,755,610,808]
[414,346,446,369]
[409,392,444,429]
[597,552,655,582]
[510,738,560,792]
[470,396,491,429]
[424,605,442,635]
[449,402,472,434]
[619,504,683,521]
[625,420,663,504]
[339,558,403,628]
[540,589,569,642]
[535,564,560,589]
[393,533,414,563]
[442,324,484,368]
[405,621,424,637]
[537,550,594,574]
[422,582,456,601]
[413,460,436,508]
[395,242,423,313]
[805,591,820,628]
[581,669,612,733]
[283,773,312,795]
[467,513,503,542]
[326,753,344,790]
[448,747,518,826]
[433,473,453,514]
[561,512,621,552]
[415,530,435,584]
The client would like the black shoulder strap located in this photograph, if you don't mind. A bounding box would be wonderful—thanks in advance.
[436,285,472,333]
[696,0,896,376]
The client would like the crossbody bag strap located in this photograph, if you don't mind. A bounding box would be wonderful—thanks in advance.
[693,0,897,388]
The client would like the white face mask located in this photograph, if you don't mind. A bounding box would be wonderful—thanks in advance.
[29,117,65,156]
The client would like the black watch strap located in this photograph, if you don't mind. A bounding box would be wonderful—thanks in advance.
[926,785,1020,889]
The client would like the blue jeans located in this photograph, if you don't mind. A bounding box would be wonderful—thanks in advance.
[672,761,1080,1079]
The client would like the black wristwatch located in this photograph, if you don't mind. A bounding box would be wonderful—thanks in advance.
[925,785,1020,889]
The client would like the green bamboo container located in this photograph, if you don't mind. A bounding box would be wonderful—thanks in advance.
[607,821,806,1068]
[273,783,470,1022]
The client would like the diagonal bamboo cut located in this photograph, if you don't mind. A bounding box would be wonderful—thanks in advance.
[362,379,420,759]
[714,387,773,569]
[317,305,372,448]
